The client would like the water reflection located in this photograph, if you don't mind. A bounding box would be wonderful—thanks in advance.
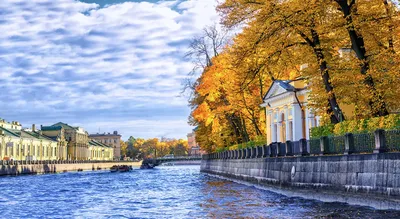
[0,166,398,218]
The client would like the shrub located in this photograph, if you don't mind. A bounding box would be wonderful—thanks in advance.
[216,147,225,153]
[383,114,400,129]
[226,136,266,151]
[312,114,400,138]
[311,124,334,138]
[357,119,368,133]
[334,121,349,136]
[346,120,359,133]
[367,117,382,131]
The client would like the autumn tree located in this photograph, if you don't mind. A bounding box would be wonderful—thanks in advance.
[218,0,400,120]
[218,0,346,124]
[124,137,190,158]
[189,0,400,152]
[120,140,128,157]
[187,25,254,149]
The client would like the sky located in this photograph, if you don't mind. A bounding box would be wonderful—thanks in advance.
[0,0,220,140]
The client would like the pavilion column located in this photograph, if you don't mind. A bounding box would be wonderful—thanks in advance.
[272,110,278,143]
[285,106,290,141]
[305,104,311,140]
[266,110,272,144]
[272,123,277,143]
[292,104,303,142]
[277,121,282,143]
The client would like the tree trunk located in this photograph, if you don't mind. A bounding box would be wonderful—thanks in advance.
[335,0,389,117]
[310,27,343,124]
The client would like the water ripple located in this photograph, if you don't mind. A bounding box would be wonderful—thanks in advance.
[0,166,398,218]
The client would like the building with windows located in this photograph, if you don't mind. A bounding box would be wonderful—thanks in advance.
[187,129,203,156]
[261,79,319,144]
[260,79,353,144]
[0,119,120,161]
[41,122,89,160]
[89,139,113,160]
[89,131,121,160]
[0,119,64,161]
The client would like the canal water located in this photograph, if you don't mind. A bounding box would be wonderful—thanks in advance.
[0,165,399,218]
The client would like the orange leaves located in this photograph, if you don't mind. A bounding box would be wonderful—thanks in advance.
[192,102,211,124]
[190,0,400,151]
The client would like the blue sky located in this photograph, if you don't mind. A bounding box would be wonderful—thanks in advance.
[0,0,219,140]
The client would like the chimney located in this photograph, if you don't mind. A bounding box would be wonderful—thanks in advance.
[32,124,36,132]
[113,131,118,135]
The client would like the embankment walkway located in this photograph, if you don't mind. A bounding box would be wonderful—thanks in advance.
[0,160,142,176]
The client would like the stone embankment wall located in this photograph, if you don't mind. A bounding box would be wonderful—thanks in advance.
[201,153,400,210]
[0,161,142,176]
[161,160,201,165]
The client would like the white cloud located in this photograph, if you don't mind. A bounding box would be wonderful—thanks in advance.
[0,0,220,139]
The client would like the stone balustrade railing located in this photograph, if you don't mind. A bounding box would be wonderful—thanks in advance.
[203,129,400,160]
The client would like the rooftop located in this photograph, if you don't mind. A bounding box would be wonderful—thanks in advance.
[89,139,112,148]
[89,131,121,137]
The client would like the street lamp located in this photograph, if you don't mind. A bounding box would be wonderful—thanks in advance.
[334,107,343,122]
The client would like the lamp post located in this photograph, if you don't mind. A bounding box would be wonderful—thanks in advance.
[334,107,344,122]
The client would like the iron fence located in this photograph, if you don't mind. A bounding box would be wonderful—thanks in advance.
[204,128,400,159]
[386,129,400,152]
[326,135,345,154]
[309,139,320,155]
[353,132,375,153]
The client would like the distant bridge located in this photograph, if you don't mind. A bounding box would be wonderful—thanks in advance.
[141,156,202,168]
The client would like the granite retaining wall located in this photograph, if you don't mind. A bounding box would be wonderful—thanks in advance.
[201,153,400,210]
[0,161,142,176]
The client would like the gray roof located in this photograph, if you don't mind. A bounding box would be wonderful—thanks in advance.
[276,80,295,91]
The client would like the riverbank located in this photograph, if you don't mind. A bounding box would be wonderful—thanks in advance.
[201,153,400,210]
[1,165,399,218]
[0,161,142,176]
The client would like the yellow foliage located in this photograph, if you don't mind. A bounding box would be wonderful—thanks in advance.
[190,0,400,152]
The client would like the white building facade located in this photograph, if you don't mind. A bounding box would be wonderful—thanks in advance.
[261,80,320,144]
